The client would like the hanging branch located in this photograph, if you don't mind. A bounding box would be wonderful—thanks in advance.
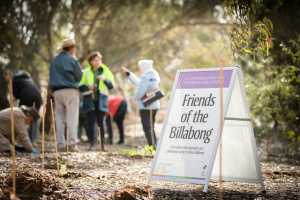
[79,0,114,63]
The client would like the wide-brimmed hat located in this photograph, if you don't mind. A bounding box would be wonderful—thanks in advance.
[27,107,40,122]
[61,38,76,48]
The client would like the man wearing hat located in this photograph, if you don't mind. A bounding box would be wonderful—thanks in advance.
[49,38,83,152]
[0,106,40,153]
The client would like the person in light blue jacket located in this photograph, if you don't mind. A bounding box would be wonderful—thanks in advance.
[122,60,161,149]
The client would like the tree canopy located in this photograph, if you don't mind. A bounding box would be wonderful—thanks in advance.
[0,0,299,150]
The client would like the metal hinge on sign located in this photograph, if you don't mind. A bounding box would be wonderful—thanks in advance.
[224,117,251,121]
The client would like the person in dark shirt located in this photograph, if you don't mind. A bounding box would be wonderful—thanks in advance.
[12,70,42,142]
[49,38,83,152]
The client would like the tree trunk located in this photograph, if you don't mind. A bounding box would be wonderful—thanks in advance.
[31,59,41,89]
[41,3,56,134]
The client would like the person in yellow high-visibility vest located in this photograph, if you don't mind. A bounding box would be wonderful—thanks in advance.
[79,51,115,151]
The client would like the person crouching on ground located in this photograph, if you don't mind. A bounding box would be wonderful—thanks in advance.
[79,51,115,151]
[121,60,161,149]
[0,106,41,153]
[105,96,127,144]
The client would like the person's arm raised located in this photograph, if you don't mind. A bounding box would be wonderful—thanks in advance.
[121,66,141,86]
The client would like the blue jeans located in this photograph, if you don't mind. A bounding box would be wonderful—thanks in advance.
[28,120,38,142]
[140,109,158,149]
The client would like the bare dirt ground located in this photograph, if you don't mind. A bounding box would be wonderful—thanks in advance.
[0,111,299,199]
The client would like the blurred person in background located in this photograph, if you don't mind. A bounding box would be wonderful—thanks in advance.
[77,102,89,142]
[105,96,127,144]
[121,60,161,149]
[12,70,42,143]
[0,106,41,153]
[79,51,115,151]
[49,38,83,152]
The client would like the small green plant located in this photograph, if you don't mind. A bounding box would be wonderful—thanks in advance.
[59,159,67,176]
[57,177,69,186]
[137,145,155,156]
[118,147,138,156]
[44,131,52,141]
[288,131,300,154]
[118,145,155,156]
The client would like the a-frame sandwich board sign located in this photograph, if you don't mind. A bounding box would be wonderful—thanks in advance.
[147,66,265,193]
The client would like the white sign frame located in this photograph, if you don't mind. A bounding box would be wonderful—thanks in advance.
[147,67,265,193]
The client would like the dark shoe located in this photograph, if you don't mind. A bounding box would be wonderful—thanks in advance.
[101,146,107,152]
[88,143,95,151]
[117,140,124,144]
[15,145,26,151]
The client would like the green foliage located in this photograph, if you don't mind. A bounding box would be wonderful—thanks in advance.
[286,130,300,154]
[57,177,69,186]
[118,147,138,156]
[59,159,67,176]
[118,145,155,156]
[137,145,156,156]
[252,125,281,139]
[223,0,273,61]
[57,159,69,186]
[281,38,300,66]
[245,39,300,149]
[247,63,299,125]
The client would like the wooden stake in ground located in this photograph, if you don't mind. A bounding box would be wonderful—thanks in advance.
[42,91,46,171]
[219,59,224,199]
[9,78,16,195]
[150,106,155,149]
[50,99,60,174]
[132,104,139,150]
[31,101,35,143]
[98,127,102,154]
[66,101,69,164]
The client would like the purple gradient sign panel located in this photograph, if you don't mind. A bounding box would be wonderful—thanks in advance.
[176,70,233,89]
